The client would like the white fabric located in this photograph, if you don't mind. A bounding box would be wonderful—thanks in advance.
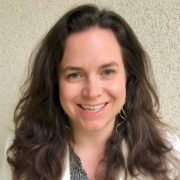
[0,134,14,180]
[0,130,180,180]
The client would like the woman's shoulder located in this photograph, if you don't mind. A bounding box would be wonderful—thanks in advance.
[0,133,71,180]
[162,127,180,153]
[161,127,180,179]
[0,133,14,180]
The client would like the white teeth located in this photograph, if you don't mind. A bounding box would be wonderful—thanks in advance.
[80,104,105,112]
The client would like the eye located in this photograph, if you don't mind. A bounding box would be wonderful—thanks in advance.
[103,69,116,76]
[66,72,82,79]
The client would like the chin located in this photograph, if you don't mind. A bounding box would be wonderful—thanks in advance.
[81,120,114,133]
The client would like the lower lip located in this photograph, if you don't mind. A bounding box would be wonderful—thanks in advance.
[77,103,108,117]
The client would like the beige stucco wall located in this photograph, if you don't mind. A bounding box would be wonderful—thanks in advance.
[0,0,180,165]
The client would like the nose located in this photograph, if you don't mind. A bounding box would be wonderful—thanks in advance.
[82,76,102,99]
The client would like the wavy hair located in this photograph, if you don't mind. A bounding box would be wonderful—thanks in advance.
[7,4,177,180]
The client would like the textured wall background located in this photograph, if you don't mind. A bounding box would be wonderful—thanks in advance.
[0,0,180,165]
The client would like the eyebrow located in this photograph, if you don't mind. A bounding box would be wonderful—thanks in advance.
[60,61,120,73]
[100,62,119,68]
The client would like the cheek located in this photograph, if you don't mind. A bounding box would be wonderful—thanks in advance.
[110,78,126,94]
[59,81,69,104]
[109,79,126,102]
[59,82,70,103]
[59,80,81,102]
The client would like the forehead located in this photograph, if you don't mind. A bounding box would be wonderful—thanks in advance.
[64,27,119,49]
[61,27,123,68]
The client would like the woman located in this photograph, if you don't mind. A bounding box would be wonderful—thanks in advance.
[3,4,180,180]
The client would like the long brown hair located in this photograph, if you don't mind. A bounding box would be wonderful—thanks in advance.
[7,4,178,180]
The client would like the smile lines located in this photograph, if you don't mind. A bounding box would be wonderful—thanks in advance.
[78,103,107,112]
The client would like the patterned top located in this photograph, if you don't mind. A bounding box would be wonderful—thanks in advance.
[69,148,89,180]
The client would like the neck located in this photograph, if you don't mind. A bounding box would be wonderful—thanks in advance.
[70,124,115,180]
[71,124,114,154]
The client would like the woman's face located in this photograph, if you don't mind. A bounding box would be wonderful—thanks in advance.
[59,27,126,134]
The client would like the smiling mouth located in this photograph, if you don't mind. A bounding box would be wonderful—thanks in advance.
[78,103,108,112]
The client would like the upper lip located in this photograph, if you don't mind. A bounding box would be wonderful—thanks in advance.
[77,102,108,106]
[78,102,108,107]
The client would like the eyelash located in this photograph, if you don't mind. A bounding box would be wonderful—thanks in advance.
[103,69,116,76]
[66,72,81,79]
[66,69,116,80]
